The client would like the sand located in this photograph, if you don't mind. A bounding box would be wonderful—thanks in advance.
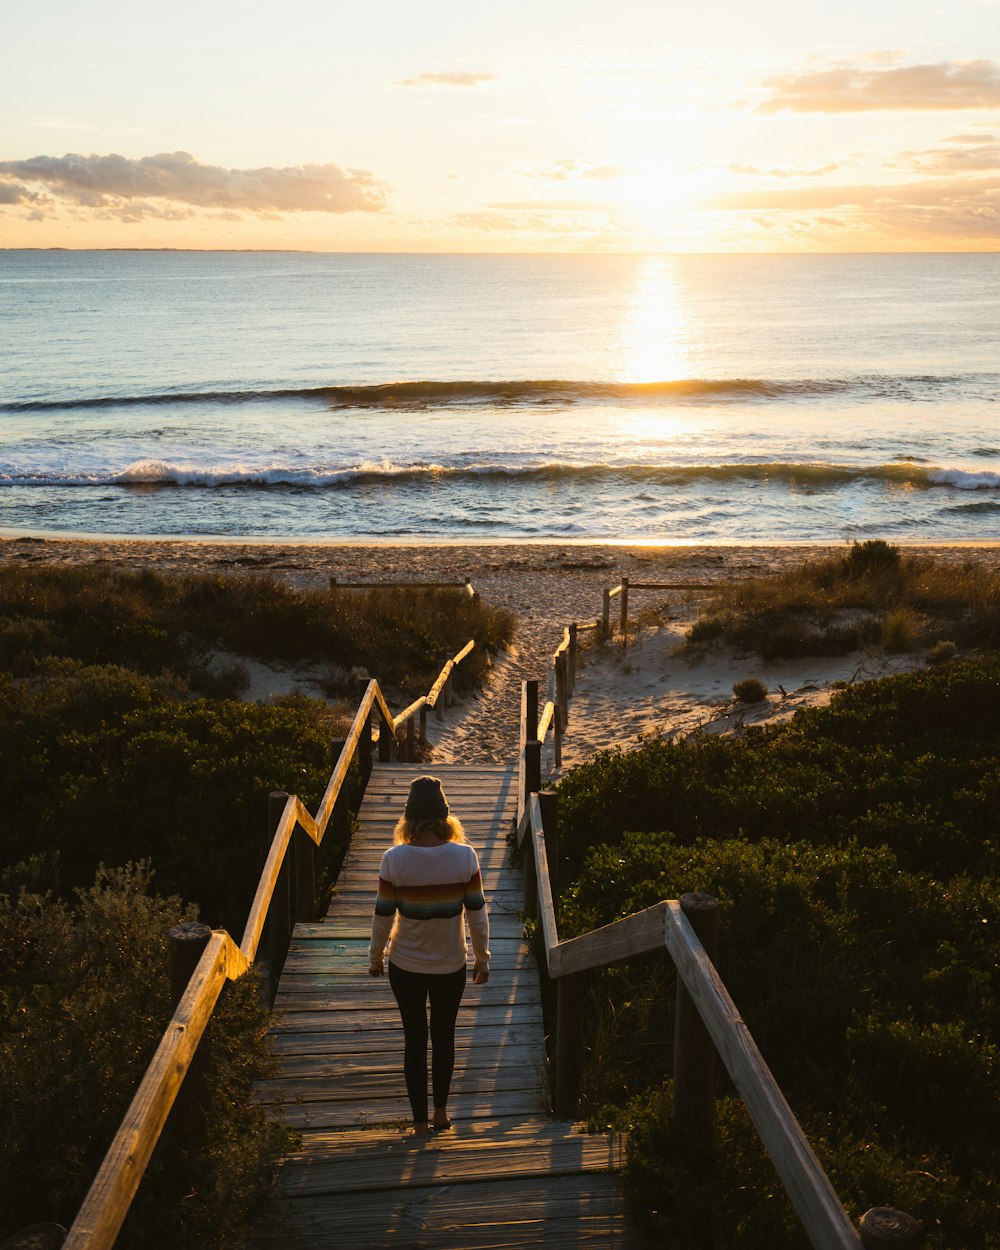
[4,535,998,770]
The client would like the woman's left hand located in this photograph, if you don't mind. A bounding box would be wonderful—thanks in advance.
[369,961,385,977]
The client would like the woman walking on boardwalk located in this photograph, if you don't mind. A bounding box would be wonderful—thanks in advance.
[369,775,491,1137]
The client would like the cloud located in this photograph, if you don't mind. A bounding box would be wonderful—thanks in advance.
[0,151,389,221]
[399,71,496,87]
[759,58,1000,112]
[701,175,1000,211]
[514,158,627,181]
[728,162,841,179]
[900,139,1000,173]
[0,183,44,205]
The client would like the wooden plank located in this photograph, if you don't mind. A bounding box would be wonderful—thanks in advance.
[272,1133,625,1194]
[271,1028,544,1057]
[269,1002,543,1031]
[266,1090,548,1130]
[664,901,862,1250]
[258,1065,545,1105]
[270,1039,543,1070]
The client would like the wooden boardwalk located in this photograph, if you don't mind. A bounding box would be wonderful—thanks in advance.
[253,762,649,1249]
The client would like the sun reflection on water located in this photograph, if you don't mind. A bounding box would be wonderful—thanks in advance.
[617,255,692,384]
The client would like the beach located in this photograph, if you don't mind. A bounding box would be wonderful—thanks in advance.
[6,535,1000,768]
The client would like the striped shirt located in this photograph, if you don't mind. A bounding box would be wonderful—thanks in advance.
[369,841,490,975]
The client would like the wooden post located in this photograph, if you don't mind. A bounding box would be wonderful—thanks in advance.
[601,588,611,640]
[556,651,568,728]
[267,790,292,1008]
[524,740,541,814]
[620,576,629,638]
[293,824,317,924]
[419,703,428,745]
[167,920,212,1142]
[378,710,393,762]
[673,892,720,1146]
[537,791,558,906]
[406,716,416,761]
[568,623,578,694]
[329,738,351,855]
[858,1209,924,1249]
[553,702,563,769]
[523,679,538,741]
[555,972,585,1119]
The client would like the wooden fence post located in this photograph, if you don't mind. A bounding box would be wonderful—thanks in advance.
[378,709,393,762]
[858,1208,924,1249]
[293,824,317,924]
[556,651,568,728]
[419,704,428,746]
[167,920,213,1141]
[673,892,720,1147]
[555,972,585,1119]
[620,576,629,638]
[406,716,416,761]
[601,589,611,640]
[267,791,292,1008]
[568,623,578,694]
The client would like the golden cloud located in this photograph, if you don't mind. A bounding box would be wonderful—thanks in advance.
[759,59,1000,112]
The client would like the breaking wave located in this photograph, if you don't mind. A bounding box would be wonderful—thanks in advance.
[4,459,1000,491]
[2,373,979,413]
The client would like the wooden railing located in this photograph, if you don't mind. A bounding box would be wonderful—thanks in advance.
[600,577,714,640]
[513,681,920,1250]
[61,638,478,1250]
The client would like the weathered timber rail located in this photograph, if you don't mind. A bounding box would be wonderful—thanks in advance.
[60,635,480,1250]
[251,762,651,1249]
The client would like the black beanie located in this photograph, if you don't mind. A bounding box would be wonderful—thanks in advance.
[404,775,450,821]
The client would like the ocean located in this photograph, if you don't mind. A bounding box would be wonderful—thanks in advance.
[1,249,998,543]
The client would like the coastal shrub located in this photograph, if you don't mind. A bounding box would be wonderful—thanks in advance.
[0,861,289,1249]
[732,676,768,703]
[556,662,1000,1248]
[926,639,958,666]
[0,662,346,928]
[0,564,515,695]
[685,545,1000,660]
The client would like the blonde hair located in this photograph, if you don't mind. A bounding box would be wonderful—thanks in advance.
[394,814,468,845]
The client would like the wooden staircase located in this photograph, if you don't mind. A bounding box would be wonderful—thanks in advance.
[252,762,650,1248]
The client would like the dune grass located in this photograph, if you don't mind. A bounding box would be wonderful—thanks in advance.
[0,564,515,695]
[684,541,1000,661]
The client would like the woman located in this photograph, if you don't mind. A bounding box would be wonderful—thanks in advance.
[369,775,490,1137]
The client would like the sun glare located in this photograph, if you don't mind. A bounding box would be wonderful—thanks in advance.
[617,255,692,383]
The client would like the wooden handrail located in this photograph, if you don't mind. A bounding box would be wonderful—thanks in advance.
[515,783,869,1250]
[64,932,248,1250]
[64,635,480,1250]
[664,903,862,1250]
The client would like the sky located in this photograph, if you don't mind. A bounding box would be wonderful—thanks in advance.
[1,0,999,252]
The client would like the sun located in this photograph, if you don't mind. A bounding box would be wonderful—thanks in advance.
[611,163,704,235]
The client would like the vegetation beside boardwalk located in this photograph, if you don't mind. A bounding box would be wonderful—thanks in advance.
[684,539,1000,660]
[556,659,999,1249]
[0,563,514,1247]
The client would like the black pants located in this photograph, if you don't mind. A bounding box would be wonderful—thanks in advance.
[388,962,467,1123]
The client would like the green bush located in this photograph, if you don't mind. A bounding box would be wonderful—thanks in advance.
[557,661,1000,1249]
[732,676,768,703]
[0,662,345,929]
[0,861,290,1249]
